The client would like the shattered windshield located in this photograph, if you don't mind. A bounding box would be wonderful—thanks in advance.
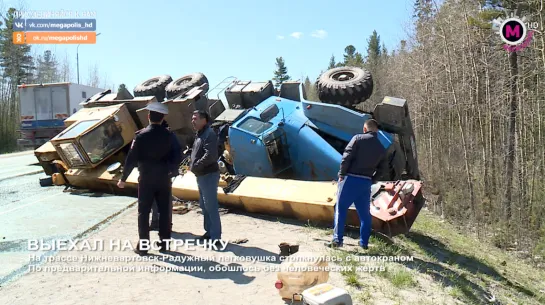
[238,117,273,134]
[79,118,124,164]
[58,142,86,167]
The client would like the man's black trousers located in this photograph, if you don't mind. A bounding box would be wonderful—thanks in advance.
[137,177,172,243]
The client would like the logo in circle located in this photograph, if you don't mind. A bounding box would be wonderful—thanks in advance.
[499,17,527,45]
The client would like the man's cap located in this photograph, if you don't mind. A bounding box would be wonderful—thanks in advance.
[145,101,168,115]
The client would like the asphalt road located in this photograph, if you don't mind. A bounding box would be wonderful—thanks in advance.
[0,151,43,182]
[0,151,137,285]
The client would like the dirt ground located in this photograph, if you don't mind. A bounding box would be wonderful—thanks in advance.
[4,201,539,305]
[0,205,352,305]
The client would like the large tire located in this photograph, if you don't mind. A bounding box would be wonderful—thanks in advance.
[315,66,373,108]
[165,72,209,99]
[133,75,173,102]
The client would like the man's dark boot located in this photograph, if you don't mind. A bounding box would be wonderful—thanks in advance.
[134,248,148,256]
[158,240,169,253]
[358,241,368,250]
[133,240,148,256]
[198,233,211,241]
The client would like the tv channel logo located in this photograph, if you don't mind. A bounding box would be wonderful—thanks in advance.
[492,13,539,52]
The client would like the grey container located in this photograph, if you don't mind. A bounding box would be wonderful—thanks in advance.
[224,80,275,109]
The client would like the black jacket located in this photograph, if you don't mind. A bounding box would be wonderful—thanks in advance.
[339,131,387,180]
[190,125,219,176]
[121,124,176,182]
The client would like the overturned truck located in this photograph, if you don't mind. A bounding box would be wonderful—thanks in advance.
[34,66,424,237]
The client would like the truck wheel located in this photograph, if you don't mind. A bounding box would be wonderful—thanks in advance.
[133,75,173,101]
[315,66,373,107]
[165,72,209,99]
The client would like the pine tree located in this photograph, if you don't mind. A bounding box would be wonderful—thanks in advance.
[328,55,336,69]
[364,30,383,105]
[343,45,356,65]
[354,53,364,66]
[381,43,388,61]
[366,30,382,67]
[303,76,318,101]
[272,57,290,88]
[304,77,311,90]
[0,7,35,152]
[0,8,35,85]
[304,76,312,99]
[413,0,434,20]
[36,50,59,83]
[400,40,407,53]
[342,45,364,67]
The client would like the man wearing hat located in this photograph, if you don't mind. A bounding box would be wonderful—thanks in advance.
[117,101,179,255]
[150,119,181,231]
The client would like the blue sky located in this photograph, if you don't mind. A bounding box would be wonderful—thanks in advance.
[8,0,416,95]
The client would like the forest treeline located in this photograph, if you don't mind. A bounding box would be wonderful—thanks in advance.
[0,8,111,153]
[2,0,543,258]
[273,0,545,259]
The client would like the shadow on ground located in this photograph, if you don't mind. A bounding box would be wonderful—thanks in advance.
[218,206,394,249]
[404,232,536,298]
[171,231,281,264]
[158,232,261,284]
[162,250,256,284]
[66,189,110,198]
[333,230,537,304]
[104,200,541,302]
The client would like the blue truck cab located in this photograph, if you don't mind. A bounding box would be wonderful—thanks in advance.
[226,84,394,181]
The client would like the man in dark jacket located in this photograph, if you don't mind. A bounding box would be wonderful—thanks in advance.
[189,110,221,248]
[325,119,388,250]
[150,120,181,230]
[117,102,180,255]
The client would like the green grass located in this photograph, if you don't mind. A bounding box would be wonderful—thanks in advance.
[379,266,417,288]
[406,211,545,304]
[449,286,464,299]
[354,289,372,304]
[331,249,363,288]
[344,273,361,288]
[306,209,545,305]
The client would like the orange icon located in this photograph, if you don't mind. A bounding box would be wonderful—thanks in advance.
[13,32,24,44]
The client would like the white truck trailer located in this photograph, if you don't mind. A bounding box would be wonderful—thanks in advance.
[18,82,105,149]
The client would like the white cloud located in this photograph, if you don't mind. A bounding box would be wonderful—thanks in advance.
[311,30,327,39]
[290,32,303,39]
[276,35,285,40]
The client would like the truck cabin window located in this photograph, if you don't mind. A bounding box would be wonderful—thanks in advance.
[238,117,273,134]
[59,142,86,167]
[80,119,124,164]
[56,119,100,140]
